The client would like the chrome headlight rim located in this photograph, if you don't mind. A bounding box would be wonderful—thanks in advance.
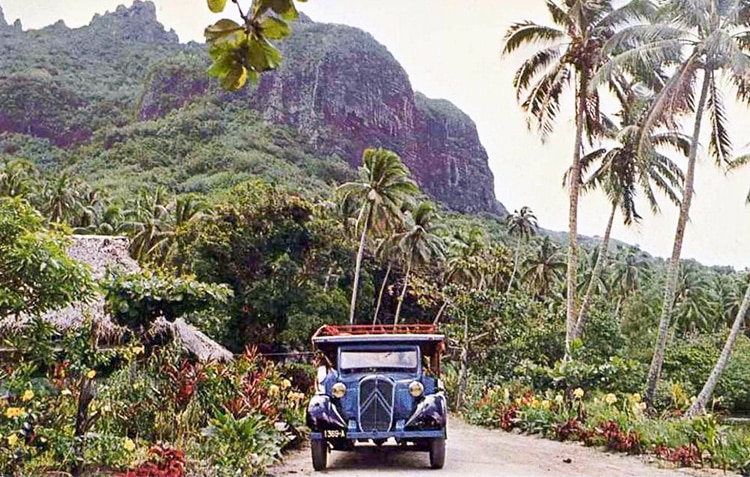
[332,382,347,398]
[409,380,424,397]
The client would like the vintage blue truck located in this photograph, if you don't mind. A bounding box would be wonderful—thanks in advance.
[306,324,447,471]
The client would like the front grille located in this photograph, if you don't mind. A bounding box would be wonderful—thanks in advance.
[358,376,394,432]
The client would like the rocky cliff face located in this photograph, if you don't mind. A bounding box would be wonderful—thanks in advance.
[225,17,505,215]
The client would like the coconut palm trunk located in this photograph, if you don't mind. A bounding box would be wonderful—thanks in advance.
[686,277,750,417]
[507,239,521,294]
[565,75,587,359]
[349,211,370,325]
[394,261,412,325]
[645,73,710,404]
[372,263,391,324]
[574,201,616,339]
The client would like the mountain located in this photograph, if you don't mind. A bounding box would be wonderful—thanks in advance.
[0,1,506,216]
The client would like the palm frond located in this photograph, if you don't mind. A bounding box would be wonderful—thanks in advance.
[707,71,733,165]
[637,54,698,158]
[502,22,566,55]
[521,63,572,139]
[545,0,576,30]
[513,46,564,99]
[600,0,660,30]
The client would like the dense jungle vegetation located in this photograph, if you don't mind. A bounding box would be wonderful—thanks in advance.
[2,0,750,475]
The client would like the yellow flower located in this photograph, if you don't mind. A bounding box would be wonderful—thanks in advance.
[530,398,540,409]
[554,394,564,404]
[638,402,647,411]
[281,378,292,390]
[5,407,24,419]
[268,384,280,397]
[541,400,551,410]
[289,392,305,402]
[123,438,136,452]
[21,390,34,402]
[604,393,618,405]
[631,393,641,403]
[573,388,585,399]
[7,434,18,446]
[86,370,96,379]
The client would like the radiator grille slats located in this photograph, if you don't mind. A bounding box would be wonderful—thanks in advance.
[358,376,394,432]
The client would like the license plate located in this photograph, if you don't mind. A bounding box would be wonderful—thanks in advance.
[323,429,347,439]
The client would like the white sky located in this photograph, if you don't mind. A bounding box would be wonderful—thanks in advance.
[3,0,750,270]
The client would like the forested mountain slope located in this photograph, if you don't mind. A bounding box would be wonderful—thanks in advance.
[0,1,505,215]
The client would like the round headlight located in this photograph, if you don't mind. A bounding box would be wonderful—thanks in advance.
[409,381,424,397]
[332,382,347,398]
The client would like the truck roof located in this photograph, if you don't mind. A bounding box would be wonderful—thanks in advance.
[311,324,444,353]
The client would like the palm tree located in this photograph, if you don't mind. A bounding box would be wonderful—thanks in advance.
[506,206,538,293]
[392,202,445,325]
[444,228,488,290]
[125,187,172,262]
[0,158,38,198]
[572,87,686,339]
[601,0,750,403]
[40,173,82,224]
[336,148,419,324]
[609,247,651,300]
[522,236,566,299]
[148,194,210,266]
[502,0,652,356]
[686,274,750,417]
[673,260,715,336]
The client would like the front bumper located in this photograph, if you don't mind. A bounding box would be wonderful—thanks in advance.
[310,429,444,441]
[307,393,447,442]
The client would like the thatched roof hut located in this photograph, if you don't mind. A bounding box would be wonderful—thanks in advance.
[0,235,232,362]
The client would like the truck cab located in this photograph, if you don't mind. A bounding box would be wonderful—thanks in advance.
[306,324,447,471]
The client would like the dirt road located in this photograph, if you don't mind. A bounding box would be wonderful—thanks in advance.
[269,418,734,477]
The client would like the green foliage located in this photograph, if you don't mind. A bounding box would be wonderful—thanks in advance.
[173,180,351,350]
[463,383,750,472]
[204,0,301,91]
[0,197,93,318]
[199,411,282,476]
[102,271,232,333]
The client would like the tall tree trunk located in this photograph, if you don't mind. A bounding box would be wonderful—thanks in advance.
[456,310,469,409]
[433,300,449,326]
[373,263,391,324]
[645,72,711,404]
[686,277,750,417]
[573,202,616,339]
[72,377,96,477]
[565,75,587,359]
[394,262,412,325]
[506,237,521,294]
[349,212,370,325]
[323,266,335,293]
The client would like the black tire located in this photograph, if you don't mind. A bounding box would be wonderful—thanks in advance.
[429,437,445,469]
[311,440,327,471]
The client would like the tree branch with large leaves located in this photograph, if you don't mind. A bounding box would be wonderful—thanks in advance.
[205,0,306,91]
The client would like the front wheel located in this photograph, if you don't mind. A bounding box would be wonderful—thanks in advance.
[311,439,327,471]
[429,437,445,469]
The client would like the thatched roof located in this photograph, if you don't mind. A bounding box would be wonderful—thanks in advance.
[1,235,232,362]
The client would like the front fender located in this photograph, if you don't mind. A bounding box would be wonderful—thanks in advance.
[405,392,447,430]
[306,394,347,431]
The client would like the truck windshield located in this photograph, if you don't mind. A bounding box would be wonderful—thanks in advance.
[339,349,418,373]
